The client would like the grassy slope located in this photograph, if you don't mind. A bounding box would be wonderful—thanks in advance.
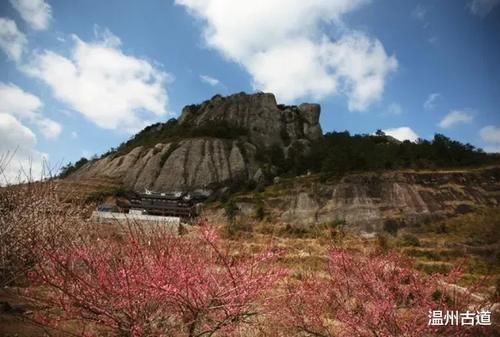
[209,206,499,288]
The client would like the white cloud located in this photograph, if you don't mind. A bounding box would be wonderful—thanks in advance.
[246,37,337,102]
[480,125,500,153]
[200,74,220,86]
[427,36,439,45]
[412,5,426,20]
[36,118,62,139]
[0,114,36,150]
[176,0,398,110]
[0,17,27,62]
[0,83,40,120]
[23,29,170,132]
[480,125,500,143]
[81,150,92,159]
[71,131,78,139]
[0,113,48,184]
[424,93,440,110]
[382,127,419,142]
[0,82,62,139]
[387,102,402,115]
[9,0,52,30]
[468,0,500,17]
[479,125,500,153]
[438,110,473,128]
[483,145,500,153]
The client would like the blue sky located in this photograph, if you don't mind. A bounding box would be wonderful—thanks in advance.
[0,0,499,180]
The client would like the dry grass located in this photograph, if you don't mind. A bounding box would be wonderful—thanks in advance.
[207,206,500,291]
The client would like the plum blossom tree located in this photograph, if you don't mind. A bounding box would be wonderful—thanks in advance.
[0,164,89,287]
[275,249,497,337]
[26,223,285,337]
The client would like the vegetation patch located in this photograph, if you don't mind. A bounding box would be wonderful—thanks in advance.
[59,157,89,178]
[266,131,500,179]
[112,118,248,156]
[159,141,180,169]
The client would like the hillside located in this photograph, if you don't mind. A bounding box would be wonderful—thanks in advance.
[67,92,322,192]
[228,166,500,230]
[65,92,499,195]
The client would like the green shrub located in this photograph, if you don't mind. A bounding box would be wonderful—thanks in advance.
[224,200,239,225]
[383,219,399,236]
[244,180,257,192]
[59,157,89,178]
[431,289,443,301]
[376,233,392,252]
[85,186,129,203]
[159,142,180,168]
[112,118,248,157]
[223,221,253,238]
[330,225,346,245]
[399,233,420,247]
[327,219,347,229]
[417,262,452,274]
[190,120,248,139]
[254,199,265,221]
[279,224,312,238]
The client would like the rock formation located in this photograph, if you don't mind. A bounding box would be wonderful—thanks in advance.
[178,92,322,147]
[261,167,500,230]
[70,92,322,191]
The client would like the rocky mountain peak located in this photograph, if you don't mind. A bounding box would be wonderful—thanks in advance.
[178,92,322,147]
[69,92,323,192]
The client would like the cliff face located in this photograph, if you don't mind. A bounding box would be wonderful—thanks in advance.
[71,139,251,191]
[70,92,322,191]
[178,92,322,147]
[241,167,500,230]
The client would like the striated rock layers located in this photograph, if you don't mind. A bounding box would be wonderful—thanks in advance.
[253,167,500,230]
[70,92,322,191]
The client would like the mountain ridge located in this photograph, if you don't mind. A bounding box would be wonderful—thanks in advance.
[68,92,322,192]
[66,91,500,196]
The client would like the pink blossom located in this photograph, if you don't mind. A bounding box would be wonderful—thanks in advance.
[27,223,286,337]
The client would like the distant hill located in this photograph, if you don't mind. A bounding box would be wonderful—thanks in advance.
[64,92,499,195]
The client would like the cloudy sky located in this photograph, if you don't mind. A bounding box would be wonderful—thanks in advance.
[0,0,499,181]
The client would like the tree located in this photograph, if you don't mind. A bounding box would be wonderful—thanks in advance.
[26,224,285,337]
[255,199,265,221]
[58,157,89,178]
[274,249,497,337]
[383,218,400,236]
[224,199,239,225]
[0,171,88,286]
